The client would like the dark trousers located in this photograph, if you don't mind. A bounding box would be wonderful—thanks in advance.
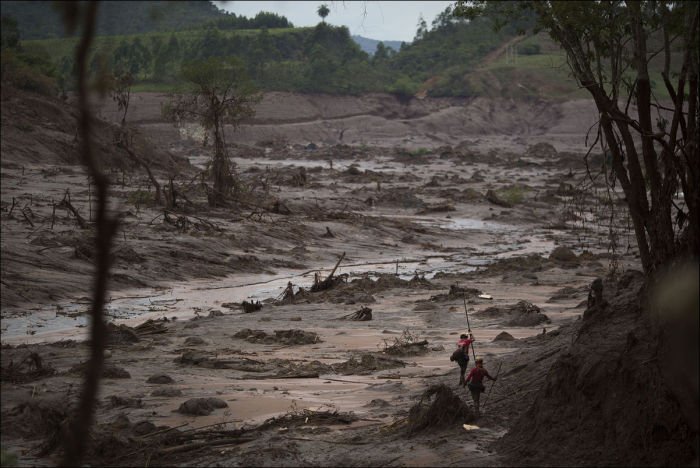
[457,359,469,385]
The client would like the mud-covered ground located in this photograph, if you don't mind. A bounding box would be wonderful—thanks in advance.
[1,90,643,466]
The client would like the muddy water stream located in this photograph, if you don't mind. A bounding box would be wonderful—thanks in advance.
[1,216,556,345]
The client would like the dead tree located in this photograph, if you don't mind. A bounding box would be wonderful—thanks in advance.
[310,252,346,292]
[115,131,163,205]
[57,189,87,229]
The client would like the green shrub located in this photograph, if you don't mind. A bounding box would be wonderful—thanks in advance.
[496,185,529,205]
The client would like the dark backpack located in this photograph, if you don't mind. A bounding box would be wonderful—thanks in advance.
[450,348,463,362]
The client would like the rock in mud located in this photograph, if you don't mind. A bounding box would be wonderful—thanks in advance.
[486,189,513,208]
[525,142,558,159]
[407,384,474,435]
[151,387,183,398]
[365,399,391,408]
[132,420,157,436]
[477,301,550,327]
[493,331,516,342]
[549,246,579,263]
[208,309,224,317]
[184,336,206,346]
[177,397,228,416]
[147,374,174,384]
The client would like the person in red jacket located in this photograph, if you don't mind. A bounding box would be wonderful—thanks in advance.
[450,331,474,387]
[465,357,496,416]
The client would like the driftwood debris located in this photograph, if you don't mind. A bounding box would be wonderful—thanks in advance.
[340,306,373,321]
[310,252,346,292]
[242,300,262,313]
[57,190,87,229]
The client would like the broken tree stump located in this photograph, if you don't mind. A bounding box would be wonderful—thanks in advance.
[311,252,346,292]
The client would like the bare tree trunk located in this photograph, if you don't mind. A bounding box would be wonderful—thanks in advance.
[61,2,119,465]
[210,115,230,207]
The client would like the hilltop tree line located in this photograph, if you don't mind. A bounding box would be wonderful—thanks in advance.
[3,5,527,99]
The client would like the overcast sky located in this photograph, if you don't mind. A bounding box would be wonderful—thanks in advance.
[213,1,454,42]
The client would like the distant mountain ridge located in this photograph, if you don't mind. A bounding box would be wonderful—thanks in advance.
[351,35,403,55]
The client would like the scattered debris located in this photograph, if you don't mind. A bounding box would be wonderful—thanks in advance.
[430,284,482,301]
[152,388,183,398]
[134,319,168,336]
[310,252,346,292]
[108,395,143,408]
[339,306,373,321]
[1,352,55,383]
[176,351,267,371]
[68,362,131,379]
[106,323,140,345]
[242,300,263,313]
[234,329,321,345]
[383,330,429,356]
[332,354,405,375]
[256,408,357,431]
[477,301,550,327]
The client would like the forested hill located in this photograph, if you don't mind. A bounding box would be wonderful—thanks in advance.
[3,1,677,100]
[0,1,225,39]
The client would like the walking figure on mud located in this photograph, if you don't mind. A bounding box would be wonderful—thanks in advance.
[450,331,474,386]
[465,357,496,416]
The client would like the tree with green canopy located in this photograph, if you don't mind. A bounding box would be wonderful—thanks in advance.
[455,0,699,274]
[317,3,330,23]
[163,57,261,206]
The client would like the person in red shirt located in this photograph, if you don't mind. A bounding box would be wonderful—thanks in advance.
[450,331,474,387]
[465,357,496,416]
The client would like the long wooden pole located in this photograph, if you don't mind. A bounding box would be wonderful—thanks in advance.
[482,360,503,412]
[463,295,477,361]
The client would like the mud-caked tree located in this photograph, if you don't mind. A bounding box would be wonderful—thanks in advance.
[110,69,133,126]
[164,57,260,206]
[456,1,699,274]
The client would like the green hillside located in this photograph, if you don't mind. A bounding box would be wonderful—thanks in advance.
[4,2,677,100]
[0,1,225,39]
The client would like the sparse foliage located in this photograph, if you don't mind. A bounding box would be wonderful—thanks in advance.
[163,57,260,206]
[456,0,700,273]
[110,70,133,126]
